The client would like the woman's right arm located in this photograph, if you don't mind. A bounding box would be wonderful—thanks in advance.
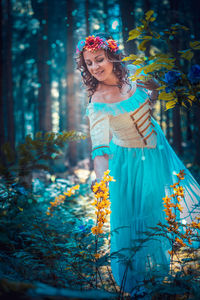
[86,105,111,188]
[94,154,109,180]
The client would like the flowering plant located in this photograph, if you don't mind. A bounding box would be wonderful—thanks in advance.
[187,64,200,84]
[76,35,120,54]
[163,71,181,93]
[123,10,200,110]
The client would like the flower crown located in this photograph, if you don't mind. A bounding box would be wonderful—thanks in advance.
[76,35,120,54]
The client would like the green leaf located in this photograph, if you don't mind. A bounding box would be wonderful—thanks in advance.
[189,40,200,50]
[127,29,142,41]
[159,91,176,101]
[138,40,149,51]
[122,54,139,61]
[149,17,156,22]
[2,143,15,163]
[165,99,178,110]
[145,10,154,21]
[180,50,194,61]
[142,35,153,40]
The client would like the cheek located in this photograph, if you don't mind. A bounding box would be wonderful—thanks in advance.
[103,62,113,72]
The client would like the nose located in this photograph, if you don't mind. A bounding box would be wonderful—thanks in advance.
[91,62,100,72]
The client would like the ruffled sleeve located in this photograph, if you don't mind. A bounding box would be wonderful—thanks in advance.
[86,105,112,159]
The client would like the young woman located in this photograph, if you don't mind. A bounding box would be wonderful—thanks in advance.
[76,32,200,298]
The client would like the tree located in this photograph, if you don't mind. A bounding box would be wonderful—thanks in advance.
[31,0,52,132]
[5,0,15,151]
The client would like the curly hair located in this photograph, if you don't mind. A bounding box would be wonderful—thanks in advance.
[75,32,131,97]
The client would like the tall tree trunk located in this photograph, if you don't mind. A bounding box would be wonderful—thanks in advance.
[85,0,89,36]
[190,1,200,165]
[160,101,163,129]
[84,0,93,170]
[118,0,137,56]
[166,110,170,141]
[169,0,182,155]
[32,0,52,132]
[66,0,77,167]
[5,0,15,150]
[103,0,108,32]
[0,0,5,155]
[142,0,151,57]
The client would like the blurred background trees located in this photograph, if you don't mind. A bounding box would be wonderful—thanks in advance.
[0,0,200,172]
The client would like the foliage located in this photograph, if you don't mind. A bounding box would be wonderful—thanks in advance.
[0,130,87,188]
[0,163,200,299]
[123,10,200,110]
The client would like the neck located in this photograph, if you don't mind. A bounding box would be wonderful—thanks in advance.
[100,73,119,86]
[100,81,120,87]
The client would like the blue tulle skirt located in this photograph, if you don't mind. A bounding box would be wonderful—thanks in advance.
[108,117,200,295]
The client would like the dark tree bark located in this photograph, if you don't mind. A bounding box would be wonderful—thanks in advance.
[5,0,15,150]
[166,110,170,141]
[160,101,163,129]
[85,0,89,36]
[103,0,108,32]
[66,0,77,167]
[32,0,52,132]
[190,1,200,165]
[0,0,5,154]
[169,0,182,155]
[118,0,137,56]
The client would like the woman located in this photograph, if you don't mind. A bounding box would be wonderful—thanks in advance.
[76,32,200,298]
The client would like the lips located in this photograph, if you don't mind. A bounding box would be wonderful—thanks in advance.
[94,70,104,76]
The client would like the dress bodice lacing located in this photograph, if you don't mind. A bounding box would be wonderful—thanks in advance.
[86,84,157,159]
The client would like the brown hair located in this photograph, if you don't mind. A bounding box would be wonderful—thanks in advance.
[75,32,131,97]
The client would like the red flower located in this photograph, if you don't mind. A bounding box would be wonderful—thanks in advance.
[107,39,119,52]
[85,35,104,52]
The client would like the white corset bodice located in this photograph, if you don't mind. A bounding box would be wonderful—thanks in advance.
[110,98,156,148]
[86,86,157,158]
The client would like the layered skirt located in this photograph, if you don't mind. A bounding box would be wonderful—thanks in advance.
[108,117,200,295]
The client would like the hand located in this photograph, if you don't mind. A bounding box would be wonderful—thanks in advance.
[136,78,160,91]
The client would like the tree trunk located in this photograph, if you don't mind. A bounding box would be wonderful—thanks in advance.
[5,0,15,150]
[0,0,5,155]
[66,0,77,167]
[32,0,52,132]
[84,0,93,171]
[118,0,137,56]
[169,0,182,155]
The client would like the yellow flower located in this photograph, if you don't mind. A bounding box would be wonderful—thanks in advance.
[176,170,186,180]
[162,195,171,203]
[175,237,186,247]
[94,253,101,259]
[170,183,178,188]
[176,203,183,212]
[190,221,200,229]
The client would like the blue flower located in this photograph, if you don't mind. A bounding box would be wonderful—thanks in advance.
[188,64,200,84]
[79,225,86,232]
[76,40,86,53]
[164,71,181,93]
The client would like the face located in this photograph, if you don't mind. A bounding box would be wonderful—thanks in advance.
[83,49,114,81]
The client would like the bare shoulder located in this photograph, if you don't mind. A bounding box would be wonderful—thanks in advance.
[90,90,106,103]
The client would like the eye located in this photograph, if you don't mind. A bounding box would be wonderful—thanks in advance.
[97,58,104,62]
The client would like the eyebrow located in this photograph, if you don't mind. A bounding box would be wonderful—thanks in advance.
[85,55,103,62]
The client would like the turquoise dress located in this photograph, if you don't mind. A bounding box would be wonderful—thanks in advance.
[86,83,200,296]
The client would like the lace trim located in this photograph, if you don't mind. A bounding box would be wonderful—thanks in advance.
[85,87,150,117]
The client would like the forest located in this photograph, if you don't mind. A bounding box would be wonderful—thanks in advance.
[0,0,200,299]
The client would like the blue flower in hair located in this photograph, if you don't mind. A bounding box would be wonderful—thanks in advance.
[76,40,86,53]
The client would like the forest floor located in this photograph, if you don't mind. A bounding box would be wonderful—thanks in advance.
[0,152,200,300]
